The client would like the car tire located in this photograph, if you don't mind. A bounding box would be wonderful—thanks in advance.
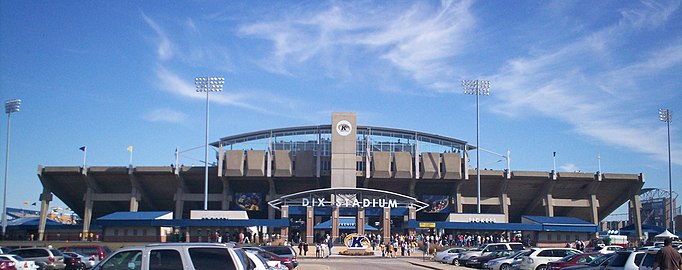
[453,259,460,266]
[501,264,511,270]
[536,265,547,270]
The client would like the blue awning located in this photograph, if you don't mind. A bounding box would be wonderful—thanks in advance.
[96,218,289,227]
[405,220,542,231]
[313,217,378,231]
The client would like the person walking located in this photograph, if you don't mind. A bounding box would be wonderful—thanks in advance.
[303,242,309,256]
[327,235,333,258]
[652,238,682,270]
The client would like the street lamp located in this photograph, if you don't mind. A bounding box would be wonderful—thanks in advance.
[463,80,490,214]
[659,108,674,233]
[195,77,224,211]
[2,99,21,237]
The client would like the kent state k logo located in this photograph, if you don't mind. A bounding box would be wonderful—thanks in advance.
[344,233,370,249]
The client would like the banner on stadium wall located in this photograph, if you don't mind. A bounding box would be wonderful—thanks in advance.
[235,193,263,211]
[421,195,449,213]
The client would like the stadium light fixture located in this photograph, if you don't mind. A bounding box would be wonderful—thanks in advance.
[3,99,21,237]
[659,108,674,233]
[196,77,224,211]
[463,80,490,214]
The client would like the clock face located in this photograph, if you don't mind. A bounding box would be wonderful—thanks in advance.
[336,120,352,136]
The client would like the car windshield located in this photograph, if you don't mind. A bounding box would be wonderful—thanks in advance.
[559,253,581,262]
[512,250,531,259]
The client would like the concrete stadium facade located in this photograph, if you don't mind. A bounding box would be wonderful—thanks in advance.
[35,112,645,243]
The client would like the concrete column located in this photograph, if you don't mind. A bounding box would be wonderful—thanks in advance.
[332,207,340,242]
[383,207,391,244]
[630,194,643,242]
[357,208,365,235]
[453,182,464,213]
[82,188,94,241]
[37,191,52,241]
[221,178,232,210]
[408,206,417,235]
[129,188,139,212]
[544,194,554,217]
[500,193,509,218]
[174,189,185,219]
[306,206,314,243]
[281,205,289,242]
[589,194,599,224]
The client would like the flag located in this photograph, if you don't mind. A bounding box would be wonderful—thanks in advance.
[127,146,133,152]
[79,146,86,151]
[31,202,37,206]
[553,151,556,157]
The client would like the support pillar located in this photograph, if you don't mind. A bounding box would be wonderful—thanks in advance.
[382,207,390,244]
[332,207,339,243]
[589,194,599,224]
[631,194,643,242]
[408,206,417,235]
[174,189,184,219]
[544,194,554,217]
[37,191,52,241]
[129,188,139,212]
[357,207,365,235]
[280,205,289,242]
[82,188,94,241]
[221,178,232,210]
[306,206,314,243]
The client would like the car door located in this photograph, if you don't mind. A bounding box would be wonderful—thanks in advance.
[94,250,142,270]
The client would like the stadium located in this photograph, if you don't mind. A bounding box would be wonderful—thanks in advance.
[33,112,645,244]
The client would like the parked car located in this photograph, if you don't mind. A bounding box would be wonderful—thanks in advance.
[594,246,624,254]
[467,250,516,268]
[58,245,112,267]
[91,243,253,270]
[9,247,66,270]
[633,247,674,270]
[62,253,86,270]
[518,248,582,270]
[0,257,16,270]
[242,247,289,270]
[434,247,467,262]
[0,255,38,270]
[485,250,532,270]
[460,243,526,266]
[546,252,600,270]
[562,253,616,270]
[603,251,644,270]
[260,246,298,269]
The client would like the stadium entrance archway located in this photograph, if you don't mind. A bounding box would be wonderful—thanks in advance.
[269,187,428,244]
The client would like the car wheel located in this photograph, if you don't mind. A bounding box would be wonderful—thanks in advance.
[536,265,547,270]
[453,259,460,266]
[500,264,511,270]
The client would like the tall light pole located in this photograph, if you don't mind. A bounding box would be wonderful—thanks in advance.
[463,80,490,214]
[659,108,674,233]
[3,99,21,237]
[195,77,224,211]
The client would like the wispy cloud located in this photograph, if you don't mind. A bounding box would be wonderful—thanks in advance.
[142,108,187,123]
[238,0,474,91]
[142,13,174,61]
[560,163,580,172]
[489,0,682,165]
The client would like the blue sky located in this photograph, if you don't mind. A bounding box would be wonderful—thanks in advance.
[1,0,681,220]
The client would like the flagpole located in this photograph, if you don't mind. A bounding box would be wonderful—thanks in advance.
[82,146,87,169]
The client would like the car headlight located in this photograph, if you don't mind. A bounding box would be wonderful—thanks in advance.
[471,259,479,263]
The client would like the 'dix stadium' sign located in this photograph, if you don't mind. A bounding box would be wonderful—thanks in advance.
[267,187,430,212]
[302,197,398,208]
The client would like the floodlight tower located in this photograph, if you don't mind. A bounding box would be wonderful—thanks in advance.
[2,99,21,237]
[195,77,224,210]
[463,80,490,214]
[659,108,674,233]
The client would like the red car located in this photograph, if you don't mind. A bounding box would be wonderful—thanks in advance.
[0,258,17,270]
[547,253,600,270]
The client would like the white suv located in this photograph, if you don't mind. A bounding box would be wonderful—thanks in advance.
[518,248,581,270]
[91,243,253,270]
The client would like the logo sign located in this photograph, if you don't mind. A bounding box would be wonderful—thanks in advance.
[419,222,436,228]
[336,120,352,136]
[344,233,371,249]
[446,213,507,223]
